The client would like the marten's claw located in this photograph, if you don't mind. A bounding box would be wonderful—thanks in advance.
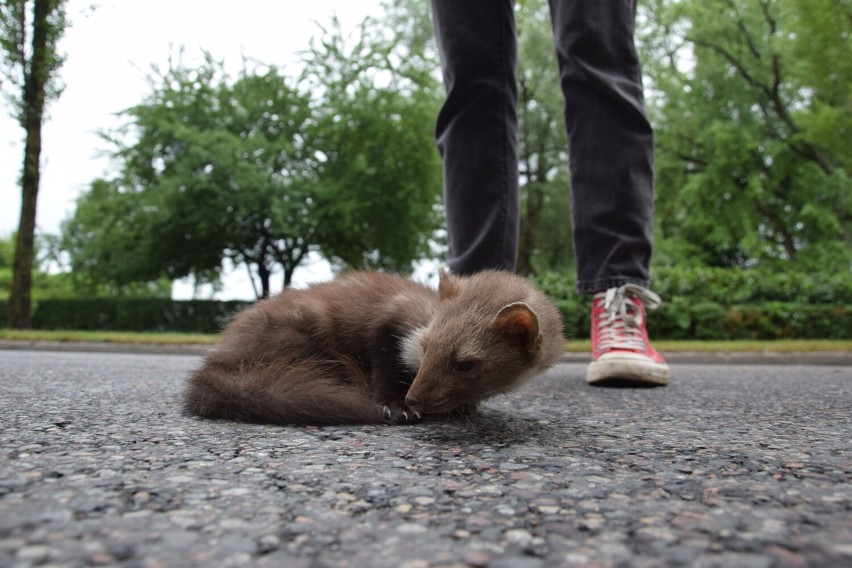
[382,401,421,424]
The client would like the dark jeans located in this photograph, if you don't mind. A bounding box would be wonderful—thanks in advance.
[430,0,655,293]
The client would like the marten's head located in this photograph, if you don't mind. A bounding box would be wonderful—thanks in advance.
[401,270,563,417]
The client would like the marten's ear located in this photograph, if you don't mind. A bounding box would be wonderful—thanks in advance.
[438,268,461,299]
[494,302,542,354]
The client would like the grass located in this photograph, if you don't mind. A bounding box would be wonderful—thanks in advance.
[0,329,216,345]
[0,329,850,352]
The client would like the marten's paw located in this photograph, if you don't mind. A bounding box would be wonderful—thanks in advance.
[382,400,421,424]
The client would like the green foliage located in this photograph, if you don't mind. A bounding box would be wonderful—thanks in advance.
[63,60,319,297]
[0,232,66,299]
[547,297,850,341]
[62,27,442,296]
[32,0,852,317]
[2,265,849,338]
[516,0,574,276]
[786,0,852,173]
[532,266,852,339]
[0,0,67,123]
[650,266,852,305]
[640,0,852,271]
[648,302,852,340]
[303,16,443,271]
[22,298,250,333]
[1,232,170,300]
[0,233,13,269]
[533,266,852,305]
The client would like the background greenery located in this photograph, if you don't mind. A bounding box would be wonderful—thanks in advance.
[1,264,849,339]
[533,268,851,340]
[2,0,850,339]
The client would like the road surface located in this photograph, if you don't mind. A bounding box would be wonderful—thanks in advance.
[0,350,849,567]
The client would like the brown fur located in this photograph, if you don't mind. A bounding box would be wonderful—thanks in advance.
[184,270,565,425]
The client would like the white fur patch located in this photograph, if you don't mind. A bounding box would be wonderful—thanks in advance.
[400,326,426,372]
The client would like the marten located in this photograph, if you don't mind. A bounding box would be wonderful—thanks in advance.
[184,269,565,425]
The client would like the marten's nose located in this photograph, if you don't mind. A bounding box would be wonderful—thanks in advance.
[404,395,422,416]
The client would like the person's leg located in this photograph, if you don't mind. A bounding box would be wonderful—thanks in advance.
[430,0,519,275]
[548,0,655,293]
[548,0,668,385]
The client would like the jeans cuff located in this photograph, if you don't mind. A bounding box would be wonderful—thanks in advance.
[577,276,651,295]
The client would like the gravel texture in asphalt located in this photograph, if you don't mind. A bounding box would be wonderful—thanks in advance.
[0,350,850,567]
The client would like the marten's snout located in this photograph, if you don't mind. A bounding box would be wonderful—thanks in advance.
[404,394,422,415]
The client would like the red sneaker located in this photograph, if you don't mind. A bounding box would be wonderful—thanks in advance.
[587,284,670,386]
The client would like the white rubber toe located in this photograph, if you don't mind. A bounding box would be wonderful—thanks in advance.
[586,352,670,386]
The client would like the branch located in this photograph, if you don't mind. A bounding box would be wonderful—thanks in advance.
[724,0,762,60]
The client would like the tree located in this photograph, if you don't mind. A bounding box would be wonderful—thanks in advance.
[303,15,443,272]
[640,0,851,270]
[1,0,67,328]
[64,58,320,298]
[63,21,443,298]
[787,0,852,173]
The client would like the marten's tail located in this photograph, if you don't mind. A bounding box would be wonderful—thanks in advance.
[183,355,386,425]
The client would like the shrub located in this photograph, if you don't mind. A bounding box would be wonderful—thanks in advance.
[1,266,849,339]
[532,267,852,339]
[28,299,251,334]
[649,267,852,304]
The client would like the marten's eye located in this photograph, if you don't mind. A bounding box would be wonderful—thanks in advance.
[455,360,478,373]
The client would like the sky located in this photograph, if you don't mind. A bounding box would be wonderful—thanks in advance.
[1,0,393,299]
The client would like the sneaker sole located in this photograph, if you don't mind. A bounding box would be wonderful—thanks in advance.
[586,355,670,387]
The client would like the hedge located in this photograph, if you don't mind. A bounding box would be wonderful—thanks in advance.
[0,267,849,339]
[0,297,848,339]
[532,267,852,305]
[649,267,852,305]
[553,299,850,340]
[0,299,251,334]
[534,267,852,340]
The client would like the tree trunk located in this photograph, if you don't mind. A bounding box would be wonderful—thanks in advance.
[517,181,545,277]
[517,196,535,277]
[8,0,52,329]
[257,263,271,299]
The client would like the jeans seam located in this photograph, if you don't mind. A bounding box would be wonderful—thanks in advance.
[498,8,512,270]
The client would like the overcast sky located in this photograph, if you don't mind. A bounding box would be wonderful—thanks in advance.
[1,0,393,299]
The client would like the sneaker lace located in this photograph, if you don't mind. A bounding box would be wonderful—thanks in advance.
[596,284,662,352]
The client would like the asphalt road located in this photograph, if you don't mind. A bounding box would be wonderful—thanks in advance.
[0,350,849,568]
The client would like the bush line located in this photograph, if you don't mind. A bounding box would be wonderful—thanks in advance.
[0,268,849,339]
[0,299,848,340]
